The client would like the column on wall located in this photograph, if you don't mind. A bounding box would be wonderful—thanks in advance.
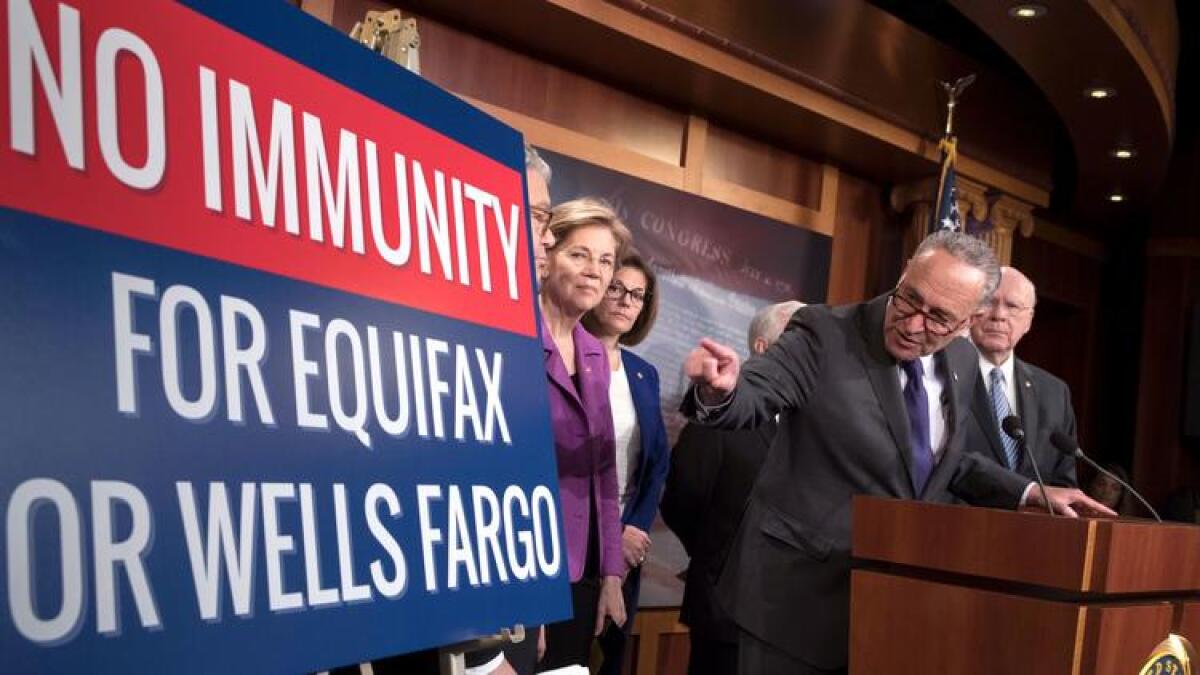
[889,177,1035,265]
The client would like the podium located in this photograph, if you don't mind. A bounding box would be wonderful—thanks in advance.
[849,497,1200,674]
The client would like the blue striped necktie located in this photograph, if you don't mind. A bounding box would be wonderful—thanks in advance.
[990,368,1020,470]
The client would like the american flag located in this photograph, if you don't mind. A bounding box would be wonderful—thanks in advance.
[930,136,962,233]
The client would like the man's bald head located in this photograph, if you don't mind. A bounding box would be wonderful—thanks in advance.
[749,300,805,354]
[970,266,1037,365]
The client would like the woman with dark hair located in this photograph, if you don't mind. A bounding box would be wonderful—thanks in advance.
[1085,463,1134,516]
[582,252,670,675]
[536,198,632,671]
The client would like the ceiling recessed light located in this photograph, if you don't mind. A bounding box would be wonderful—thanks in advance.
[1111,147,1136,160]
[1008,4,1047,19]
[1108,193,1125,203]
[1085,86,1117,99]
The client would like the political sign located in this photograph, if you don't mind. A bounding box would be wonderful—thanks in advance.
[0,1,569,671]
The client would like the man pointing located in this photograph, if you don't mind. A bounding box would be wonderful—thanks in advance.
[682,230,1112,674]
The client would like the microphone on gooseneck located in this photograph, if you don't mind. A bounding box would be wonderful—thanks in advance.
[1001,415,1057,517]
[1049,431,1162,523]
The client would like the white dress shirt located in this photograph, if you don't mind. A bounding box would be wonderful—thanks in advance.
[978,354,1017,416]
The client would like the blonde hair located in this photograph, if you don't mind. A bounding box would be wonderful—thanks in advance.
[547,197,632,260]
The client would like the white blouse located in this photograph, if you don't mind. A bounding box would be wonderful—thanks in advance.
[609,359,642,507]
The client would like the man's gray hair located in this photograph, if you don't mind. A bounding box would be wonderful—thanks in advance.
[524,143,552,185]
[748,300,805,352]
[911,230,1001,304]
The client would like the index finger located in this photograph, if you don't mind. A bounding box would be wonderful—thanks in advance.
[698,338,737,361]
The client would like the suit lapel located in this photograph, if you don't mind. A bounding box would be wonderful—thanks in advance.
[756,417,778,450]
[1014,358,1039,472]
[574,325,606,422]
[858,296,916,491]
[543,322,584,411]
[623,351,653,488]
[971,370,1008,466]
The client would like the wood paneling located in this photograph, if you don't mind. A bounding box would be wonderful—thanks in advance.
[1083,603,1175,675]
[853,499,1098,591]
[1093,520,1200,593]
[853,497,1200,594]
[850,570,1082,675]
[1180,601,1200,646]
[1012,233,1102,456]
[629,609,689,675]
[852,498,1200,675]
[327,0,690,167]
[1134,255,1200,509]
[703,125,823,209]
[827,170,901,304]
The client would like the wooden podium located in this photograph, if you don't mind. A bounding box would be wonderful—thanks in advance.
[849,497,1200,674]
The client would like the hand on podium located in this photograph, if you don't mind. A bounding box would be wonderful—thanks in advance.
[1023,485,1117,518]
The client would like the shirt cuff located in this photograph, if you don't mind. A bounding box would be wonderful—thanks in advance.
[1019,482,1035,506]
[464,652,506,675]
[692,387,733,421]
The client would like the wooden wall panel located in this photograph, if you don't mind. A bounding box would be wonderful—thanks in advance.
[827,171,903,304]
[1134,256,1200,510]
[323,0,689,167]
[1085,604,1176,675]
[1012,234,1102,458]
[703,124,823,208]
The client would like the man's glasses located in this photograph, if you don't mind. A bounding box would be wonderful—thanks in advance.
[606,281,648,306]
[889,289,966,337]
[530,206,552,228]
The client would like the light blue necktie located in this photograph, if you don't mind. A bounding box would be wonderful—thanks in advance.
[989,368,1020,470]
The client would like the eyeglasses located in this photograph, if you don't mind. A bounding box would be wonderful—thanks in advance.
[606,281,648,305]
[888,289,966,337]
[530,206,552,227]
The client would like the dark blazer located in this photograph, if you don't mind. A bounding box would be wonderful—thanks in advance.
[619,350,670,533]
[682,295,1030,670]
[660,421,775,643]
[966,357,1079,487]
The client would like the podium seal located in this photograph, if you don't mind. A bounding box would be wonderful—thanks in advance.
[1139,634,1196,675]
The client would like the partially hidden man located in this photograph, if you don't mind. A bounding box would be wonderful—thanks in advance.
[681,230,1113,675]
[967,266,1078,487]
[662,300,804,675]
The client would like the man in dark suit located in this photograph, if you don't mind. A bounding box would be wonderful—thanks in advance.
[661,300,803,675]
[967,266,1078,487]
[682,231,1112,674]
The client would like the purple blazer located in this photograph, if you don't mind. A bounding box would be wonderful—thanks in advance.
[543,321,623,582]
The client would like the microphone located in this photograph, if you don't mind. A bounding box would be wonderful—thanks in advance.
[1049,432,1162,522]
[1001,415,1056,516]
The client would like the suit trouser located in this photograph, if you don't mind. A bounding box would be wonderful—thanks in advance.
[686,633,738,675]
[738,629,847,675]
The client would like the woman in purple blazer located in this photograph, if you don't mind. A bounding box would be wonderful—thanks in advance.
[536,198,632,671]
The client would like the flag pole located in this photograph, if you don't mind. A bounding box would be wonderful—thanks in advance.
[930,74,975,233]
[940,74,975,138]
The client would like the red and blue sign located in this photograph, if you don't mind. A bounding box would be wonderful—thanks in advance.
[0,0,568,671]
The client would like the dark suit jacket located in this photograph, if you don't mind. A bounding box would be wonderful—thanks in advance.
[619,350,670,534]
[966,357,1079,487]
[660,421,774,644]
[682,295,1030,670]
